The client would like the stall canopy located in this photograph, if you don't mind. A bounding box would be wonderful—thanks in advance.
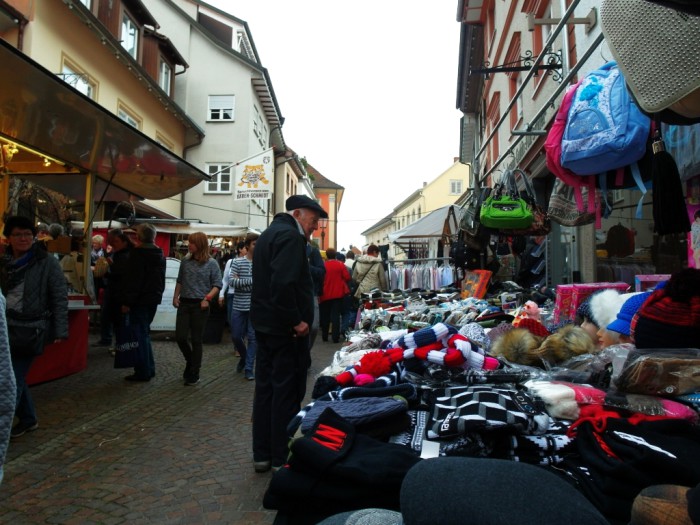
[73,221,257,238]
[0,39,209,201]
[388,204,463,248]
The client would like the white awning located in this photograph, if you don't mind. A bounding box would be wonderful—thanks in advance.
[72,221,256,238]
[388,205,463,242]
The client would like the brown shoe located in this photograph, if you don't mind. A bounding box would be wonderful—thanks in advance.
[630,485,693,525]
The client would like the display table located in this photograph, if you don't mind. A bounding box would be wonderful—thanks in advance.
[26,296,99,386]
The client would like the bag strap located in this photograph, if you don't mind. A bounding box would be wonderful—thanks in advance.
[511,168,538,204]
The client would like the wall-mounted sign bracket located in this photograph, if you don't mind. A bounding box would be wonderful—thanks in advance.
[471,50,563,82]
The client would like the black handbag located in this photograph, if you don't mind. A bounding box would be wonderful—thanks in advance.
[459,186,492,249]
[8,325,46,357]
[114,314,144,369]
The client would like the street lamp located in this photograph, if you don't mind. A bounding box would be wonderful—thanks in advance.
[319,218,328,250]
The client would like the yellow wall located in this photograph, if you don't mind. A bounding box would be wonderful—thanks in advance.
[23,1,187,154]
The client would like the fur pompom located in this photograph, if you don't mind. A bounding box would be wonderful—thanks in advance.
[356,350,392,378]
[490,328,545,367]
[536,325,595,364]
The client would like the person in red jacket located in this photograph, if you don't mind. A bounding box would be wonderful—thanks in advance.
[319,247,351,344]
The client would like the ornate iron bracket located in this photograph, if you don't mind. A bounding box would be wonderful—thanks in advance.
[471,50,563,82]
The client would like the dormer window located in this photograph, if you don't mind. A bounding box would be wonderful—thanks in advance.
[159,58,172,96]
[121,12,139,59]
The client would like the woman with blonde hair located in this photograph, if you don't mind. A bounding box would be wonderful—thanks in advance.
[173,232,222,385]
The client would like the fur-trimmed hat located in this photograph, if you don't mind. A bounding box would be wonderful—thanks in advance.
[536,325,596,365]
[587,289,626,329]
[490,328,546,367]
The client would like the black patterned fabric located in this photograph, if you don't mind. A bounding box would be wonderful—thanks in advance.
[427,385,551,438]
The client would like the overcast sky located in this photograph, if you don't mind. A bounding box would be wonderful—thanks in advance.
[208,0,463,250]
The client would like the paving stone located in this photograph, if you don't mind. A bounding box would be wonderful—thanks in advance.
[0,328,338,524]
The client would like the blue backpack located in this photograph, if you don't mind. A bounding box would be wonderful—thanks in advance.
[561,62,651,176]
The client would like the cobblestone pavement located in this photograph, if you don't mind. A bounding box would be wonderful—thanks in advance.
[0,327,340,524]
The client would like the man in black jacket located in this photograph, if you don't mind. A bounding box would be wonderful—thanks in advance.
[120,223,166,382]
[251,195,328,473]
[306,244,325,350]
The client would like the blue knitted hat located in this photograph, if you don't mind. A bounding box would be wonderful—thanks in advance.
[606,291,651,336]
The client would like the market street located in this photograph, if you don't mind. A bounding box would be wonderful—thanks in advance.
[0,327,338,524]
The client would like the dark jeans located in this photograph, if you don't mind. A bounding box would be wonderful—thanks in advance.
[231,309,256,376]
[12,353,37,425]
[340,294,356,335]
[130,304,158,379]
[175,301,210,380]
[98,287,113,344]
[309,298,320,350]
[319,298,342,343]
[253,332,310,467]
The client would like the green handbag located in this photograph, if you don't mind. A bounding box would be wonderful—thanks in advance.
[479,182,534,230]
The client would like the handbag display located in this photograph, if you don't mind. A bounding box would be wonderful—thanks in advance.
[459,186,492,249]
[499,169,551,236]
[547,178,597,227]
[114,314,144,369]
[479,178,534,230]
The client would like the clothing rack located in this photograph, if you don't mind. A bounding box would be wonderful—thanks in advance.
[387,257,450,264]
[387,258,456,291]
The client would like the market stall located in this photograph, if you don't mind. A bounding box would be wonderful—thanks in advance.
[0,40,209,383]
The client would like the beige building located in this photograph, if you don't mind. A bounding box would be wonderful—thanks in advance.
[362,159,470,258]
[0,0,207,225]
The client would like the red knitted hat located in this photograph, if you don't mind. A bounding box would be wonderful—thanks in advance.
[631,270,700,348]
[512,317,551,338]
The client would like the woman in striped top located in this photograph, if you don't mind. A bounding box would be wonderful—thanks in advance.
[173,232,222,385]
[229,233,259,380]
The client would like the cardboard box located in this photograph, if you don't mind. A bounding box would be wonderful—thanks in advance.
[461,270,492,299]
[554,282,630,323]
[635,274,671,292]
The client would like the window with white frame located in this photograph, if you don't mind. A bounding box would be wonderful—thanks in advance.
[159,58,172,96]
[79,0,91,8]
[60,62,96,99]
[121,12,139,59]
[208,95,235,121]
[117,104,141,129]
[450,180,463,195]
[236,31,254,60]
[515,73,523,120]
[205,163,232,193]
[541,2,553,51]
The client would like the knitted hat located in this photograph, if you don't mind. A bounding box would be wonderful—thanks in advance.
[512,317,551,338]
[606,291,652,336]
[632,269,700,348]
[458,322,491,352]
[576,298,597,326]
[588,289,626,329]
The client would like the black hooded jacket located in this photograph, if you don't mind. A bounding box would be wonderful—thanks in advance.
[251,213,314,336]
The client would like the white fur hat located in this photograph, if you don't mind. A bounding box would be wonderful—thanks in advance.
[588,289,626,330]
